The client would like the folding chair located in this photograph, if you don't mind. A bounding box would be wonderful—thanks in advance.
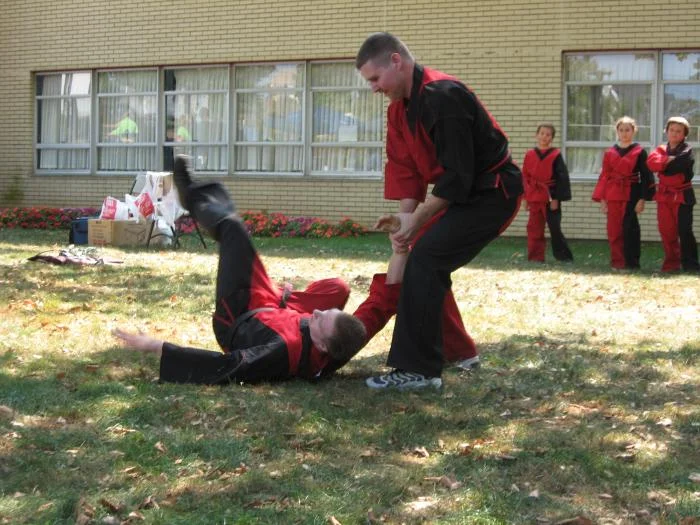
[130,172,207,249]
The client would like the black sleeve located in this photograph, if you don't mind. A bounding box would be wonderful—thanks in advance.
[636,150,656,201]
[422,85,477,203]
[159,339,290,385]
[666,144,695,182]
[550,153,571,201]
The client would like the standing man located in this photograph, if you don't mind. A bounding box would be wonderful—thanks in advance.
[356,32,523,390]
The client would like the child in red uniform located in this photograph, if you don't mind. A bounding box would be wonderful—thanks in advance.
[522,124,573,262]
[592,116,656,269]
[646,116,698,272]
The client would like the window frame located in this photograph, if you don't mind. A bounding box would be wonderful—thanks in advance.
[562,50,700,180]
[34,60,383,179]
[34,71,93,175]
[232,61,307,177]
[307,59,384,178]
[162,64,231,174]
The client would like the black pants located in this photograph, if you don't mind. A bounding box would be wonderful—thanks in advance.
[679,204,699,271]
[546,206,574,261]
[386,190,520,377]
[622,199,642,268]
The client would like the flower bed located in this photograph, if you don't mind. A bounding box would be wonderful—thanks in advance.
[240,211,368,238]
[0,207,369,238]
[0,207,99,230]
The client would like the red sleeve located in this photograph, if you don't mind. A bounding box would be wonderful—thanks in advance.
[352,273,401,343]
[592,149,611,202]
[384,104,427,201]
[646,146,668,172]
[521,150,533,199]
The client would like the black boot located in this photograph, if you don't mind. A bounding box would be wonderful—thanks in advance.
[173,155,195,209]
[172,155,236,240]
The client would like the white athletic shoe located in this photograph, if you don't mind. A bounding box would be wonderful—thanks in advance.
[454,356,480,371]
[365,369,442,390]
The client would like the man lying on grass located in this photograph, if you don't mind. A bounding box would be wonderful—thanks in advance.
[113,156,406,384]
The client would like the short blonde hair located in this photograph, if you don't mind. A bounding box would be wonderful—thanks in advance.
[615,116,637,131]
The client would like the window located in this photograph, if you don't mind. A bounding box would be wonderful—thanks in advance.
[36,72,91,171]
[97,69,158,172]
[164,66,229,172]
[662,52,700,143]
[564,53,655,177]
[34,60,383,178]
[309,62,383,175]
[564,51,700,178]
[234,63,305,174]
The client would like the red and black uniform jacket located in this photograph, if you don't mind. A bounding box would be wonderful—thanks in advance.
[522,148,571,203]
[647,142,696,205]
[158,274,401,384]
[593,143,656,203]
[385,64,522,204]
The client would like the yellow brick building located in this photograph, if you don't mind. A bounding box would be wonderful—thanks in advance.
[1,0,699,240]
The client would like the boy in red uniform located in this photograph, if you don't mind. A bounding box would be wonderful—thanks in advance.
[522,123,573,262]
[592,116,656,269]
[113,156,405,384]
[646,116,699,272]
[356,33,522,390]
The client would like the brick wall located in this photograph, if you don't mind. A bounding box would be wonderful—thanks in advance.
[1,0,699,240]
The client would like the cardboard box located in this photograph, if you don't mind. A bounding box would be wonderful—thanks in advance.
[88,219,153,246]
[112,219,153,246]
[88,219,113,246]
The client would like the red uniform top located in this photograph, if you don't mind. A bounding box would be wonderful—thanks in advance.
[522,148,571,203]
[593,144,653,203]
[384,64,522,204]
[647,142,696,205]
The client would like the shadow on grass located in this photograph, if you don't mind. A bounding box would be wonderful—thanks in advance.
[1,328,698,522]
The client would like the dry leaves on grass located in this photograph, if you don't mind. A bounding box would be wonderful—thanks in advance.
[424,475,462,490]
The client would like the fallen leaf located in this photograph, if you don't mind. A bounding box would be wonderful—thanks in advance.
[598,493,613,500]
[657,417,672,427]
[689,473,700,483]
[101,516,120,525]
[154,441,167,454]
[99,498,123,513]
[412,446,429,458]
[614,452,636,462]
[555,517,594,525]
[458,443,473,455]
[0,405,13,420]
[138,495,160,509]
[529,489,540,499]
[424,475,462,490]
[328,517,342,525]
[359,449,376,458]
[128,511,145,520]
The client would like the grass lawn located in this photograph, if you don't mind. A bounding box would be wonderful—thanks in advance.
[0,228,698,524]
